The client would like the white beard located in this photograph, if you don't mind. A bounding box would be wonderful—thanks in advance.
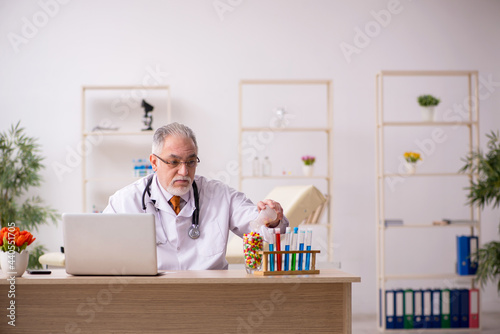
[167,176,192,196]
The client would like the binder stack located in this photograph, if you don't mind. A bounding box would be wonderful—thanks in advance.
[381,287,479,330]
[456,235,479,275]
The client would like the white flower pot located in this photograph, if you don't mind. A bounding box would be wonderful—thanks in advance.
[1,250,29,277]
[302,165,314,176]
[404,162,417,175]
[421,106,436,122]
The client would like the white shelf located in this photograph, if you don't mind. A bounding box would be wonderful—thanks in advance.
[241,175,330,180]
[83,131,155,136]
[383,273,477,281]
[375,70,481,332]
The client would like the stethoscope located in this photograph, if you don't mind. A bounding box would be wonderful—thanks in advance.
[141,173,200,240]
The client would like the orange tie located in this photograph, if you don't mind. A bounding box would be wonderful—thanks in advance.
[170,196,181,215]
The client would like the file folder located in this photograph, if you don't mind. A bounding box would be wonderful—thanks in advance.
[457,236,470,275]
[386,290,395,329]
[469,236,478,275]
[395,289,404,329]
[459,289,469,328]
[413,290,423,328]
[469,288,479,328]
[431,289,441,328]
[441,289,451,328]
[423,289,432,328]
[404,289,414,329]
[450,289,461,328]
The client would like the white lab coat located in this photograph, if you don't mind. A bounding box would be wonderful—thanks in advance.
[103,174,289,270]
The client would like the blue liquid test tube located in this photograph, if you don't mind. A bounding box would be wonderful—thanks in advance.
[305,229,313,270]
[298,229,305,270]
[269,229,275,271]
[284,227,291,271]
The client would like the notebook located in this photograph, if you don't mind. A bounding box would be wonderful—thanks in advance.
[62,213,158,275]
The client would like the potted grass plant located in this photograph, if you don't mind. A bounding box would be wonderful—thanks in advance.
[460,130,500,291]
[0,122,58,270]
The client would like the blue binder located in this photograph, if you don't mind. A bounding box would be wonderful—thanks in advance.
[386,290,395,329]
[457,236,470,275]
[413,290,424,328]
[394,289,404,329]
[423,289,432,328]
[469,236,478,275]
[450,289,461,328]
[459,289,469,328]
[431,289,442,328]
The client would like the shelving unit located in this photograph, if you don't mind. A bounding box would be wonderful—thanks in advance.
[81,85,171,212]
[375,71,480,331]
[238,79,333,260]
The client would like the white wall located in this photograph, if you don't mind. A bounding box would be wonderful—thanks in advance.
[1,0,499,314]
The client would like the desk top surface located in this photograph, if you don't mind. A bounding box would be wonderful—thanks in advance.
[0,268,360,285]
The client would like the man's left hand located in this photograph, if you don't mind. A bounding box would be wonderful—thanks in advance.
[256,199,284,228]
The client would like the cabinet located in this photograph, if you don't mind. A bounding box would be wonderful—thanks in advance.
[375,71,480,330]
[238,79,333,260]
[81,85,171,212]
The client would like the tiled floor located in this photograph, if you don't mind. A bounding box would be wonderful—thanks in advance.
[352,313,500,333]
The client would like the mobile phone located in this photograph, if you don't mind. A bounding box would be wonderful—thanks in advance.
[27,270,52,275]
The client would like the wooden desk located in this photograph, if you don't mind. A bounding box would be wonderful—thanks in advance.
[0,269,360,333]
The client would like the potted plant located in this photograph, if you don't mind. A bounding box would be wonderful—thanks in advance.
[417,94,440,122]
[301,155,315,176]
[0,226,36,276]
[0,122,58,270]
[403,151,421,174]
[460,130,500,292]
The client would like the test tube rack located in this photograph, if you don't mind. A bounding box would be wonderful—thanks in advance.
[254,250,320,276]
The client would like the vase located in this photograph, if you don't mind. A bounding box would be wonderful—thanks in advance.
[0,250,29,277]
[404,162,417,175]
[243,233,263,274]
[421,106,436,122]
[302,165,314,177]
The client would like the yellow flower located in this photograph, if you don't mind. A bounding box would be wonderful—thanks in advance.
[404,151,421,163]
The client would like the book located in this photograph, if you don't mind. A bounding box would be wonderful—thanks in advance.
[450,289,461,328]
[469,236,478,275]
[395,289,404,329]
[423,289,432,328]
[384,219,403,227]
[457,236,470,275]
[386,290,395,329]
[459,289,469,328]
[432,289,442,328]
[413,290,424,328]
[469,288,480,328]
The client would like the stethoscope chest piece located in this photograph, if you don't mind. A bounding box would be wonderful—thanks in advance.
[188,224,200,239]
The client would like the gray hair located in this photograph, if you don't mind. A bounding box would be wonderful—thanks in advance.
[152,123,198,154]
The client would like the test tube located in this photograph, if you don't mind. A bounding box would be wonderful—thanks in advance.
[305,229,313,270]
[284,227,291,271]
[291,227,298,271]
[269,229,275,271]
[298,229,305,271]
[275,228,281,271]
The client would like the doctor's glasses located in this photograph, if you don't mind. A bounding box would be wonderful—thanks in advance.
[153,154,200,169]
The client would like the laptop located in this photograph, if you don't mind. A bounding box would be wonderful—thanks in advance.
[62,213,158,275]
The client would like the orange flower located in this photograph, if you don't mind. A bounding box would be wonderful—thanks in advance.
[0,227,35,252]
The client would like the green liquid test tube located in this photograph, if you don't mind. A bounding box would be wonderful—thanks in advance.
[291,227,298,271]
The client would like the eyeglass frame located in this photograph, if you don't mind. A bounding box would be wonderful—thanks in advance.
[153,154,200,169]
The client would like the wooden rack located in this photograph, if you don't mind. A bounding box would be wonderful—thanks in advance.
[254,250,321,276]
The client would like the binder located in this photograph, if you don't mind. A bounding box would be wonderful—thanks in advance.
[395,289,404,329]
[404,289,414,329]
[441,289,451,328]
[413,290,424,328]
[459,289,469,328]
[457,236,470,275]
[423,289,432,328]
[469,236,478,275]
[469,288,480,328]
[450,289,461,328]
[431,289,442,328]
[386,290,395,329]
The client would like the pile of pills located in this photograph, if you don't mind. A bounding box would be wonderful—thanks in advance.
[243,232,263,270]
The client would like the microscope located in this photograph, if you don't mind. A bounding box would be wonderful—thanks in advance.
[141,99,154,131]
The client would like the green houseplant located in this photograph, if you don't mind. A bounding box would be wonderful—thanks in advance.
[0,122,58,269]
[417,94,440,107]
[460,130,500,291]
[417,94,440,122]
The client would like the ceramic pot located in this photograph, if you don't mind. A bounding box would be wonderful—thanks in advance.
[0,250,29,277]
[421,106,436,122]
[404,162,417,175]
[302,165,314,177]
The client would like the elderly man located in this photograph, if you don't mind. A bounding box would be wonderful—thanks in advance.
[103,122,289,270]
